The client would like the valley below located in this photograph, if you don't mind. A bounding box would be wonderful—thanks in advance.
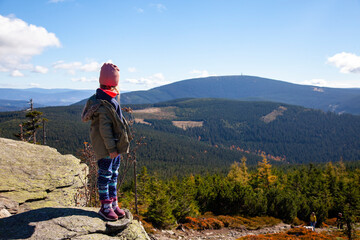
[0,79,360,239]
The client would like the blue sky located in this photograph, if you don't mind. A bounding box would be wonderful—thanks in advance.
[0,0,360,91]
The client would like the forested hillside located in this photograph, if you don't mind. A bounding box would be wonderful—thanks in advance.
[0,98,359,177]
[123,160,360,231]
[133,98,360,164]
[0,103,259,177]
[113,75,360,115]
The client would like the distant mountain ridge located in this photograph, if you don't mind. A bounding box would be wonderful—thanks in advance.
[115,75,360,115]
[3,76,360,114]
[0,88,94,111]
[0,99,45,112]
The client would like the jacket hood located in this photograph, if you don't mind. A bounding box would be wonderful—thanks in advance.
[81,94,101,122]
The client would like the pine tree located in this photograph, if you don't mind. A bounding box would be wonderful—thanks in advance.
[342,179,360,240]
[170,175,199,223]
[145,177,176,229]
[14,99,47,144]
[137,166,152,214]
[227,156,249,184]
[256,155,277,188]
[22,110,44,144]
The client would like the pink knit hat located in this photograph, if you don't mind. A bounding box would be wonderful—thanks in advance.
[99,63,120,86]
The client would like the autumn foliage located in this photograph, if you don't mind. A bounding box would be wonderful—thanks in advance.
[324,218,337,226]
[183,216,224,230]
[183,214,281,231]
[237,227,347,240]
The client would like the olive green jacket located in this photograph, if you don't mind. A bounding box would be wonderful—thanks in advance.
[81,94,132,160]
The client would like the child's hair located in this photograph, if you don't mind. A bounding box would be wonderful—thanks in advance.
[100,84,119,94]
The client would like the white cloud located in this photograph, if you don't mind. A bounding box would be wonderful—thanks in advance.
[29,82,40,87]
[53,60,100,74]
[11,70,24,77]
[302,78,328,87]
[0,65,8,72]
[327,52,360,74]
[32,65,48,74]
[128,67,137,73]
[0,14,61,72]
[152,72,165,81]
[125,78,142,84]
[151,3,167,12]
[80,62,101,72]
[53,61,82,70]
[189,70,216,78]
[71,77,98,82]
[125,73,169,87]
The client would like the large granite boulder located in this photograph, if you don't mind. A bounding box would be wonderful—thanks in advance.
[0,207,150,240]
[0,137,87,211]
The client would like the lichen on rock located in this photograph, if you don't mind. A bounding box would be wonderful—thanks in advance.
[0,137,87,210]
[0,207,150,240]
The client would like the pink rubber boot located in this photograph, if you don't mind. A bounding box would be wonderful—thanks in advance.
[111,197,125,219]
[98,199,118,221]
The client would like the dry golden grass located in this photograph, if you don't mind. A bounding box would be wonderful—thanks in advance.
[134,118,151,125]
[261,106,287,123]
[133,107,204,130]
[172,120,203,130]
[133,107,176,120]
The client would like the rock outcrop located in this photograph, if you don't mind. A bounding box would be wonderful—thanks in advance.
[0,196,21,218]
[0,138,151,239]
[0,207,150,240]
[0,137,87,211]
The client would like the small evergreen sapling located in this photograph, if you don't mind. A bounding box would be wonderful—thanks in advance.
[14,99,47,144]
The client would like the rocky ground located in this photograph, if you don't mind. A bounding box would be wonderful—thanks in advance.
[150,224,360,240]
[150,223,291,240]
[0,207,150,240]
[0,138,151,240]
[0,137,87,210]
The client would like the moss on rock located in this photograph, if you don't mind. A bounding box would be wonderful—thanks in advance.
[0,137,87,209]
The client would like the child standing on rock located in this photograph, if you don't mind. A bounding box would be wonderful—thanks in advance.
[81,63,132,221]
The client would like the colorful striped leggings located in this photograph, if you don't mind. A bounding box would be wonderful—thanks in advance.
[97,155,121,201]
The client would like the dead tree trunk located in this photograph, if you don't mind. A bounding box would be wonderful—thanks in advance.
[134,160,138,215]
[42,119,46,145]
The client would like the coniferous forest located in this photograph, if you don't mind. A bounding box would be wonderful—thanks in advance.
[119,159,360,232]
[0,97,360,238]
[1,98,360,174]
[3,1,360,239]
